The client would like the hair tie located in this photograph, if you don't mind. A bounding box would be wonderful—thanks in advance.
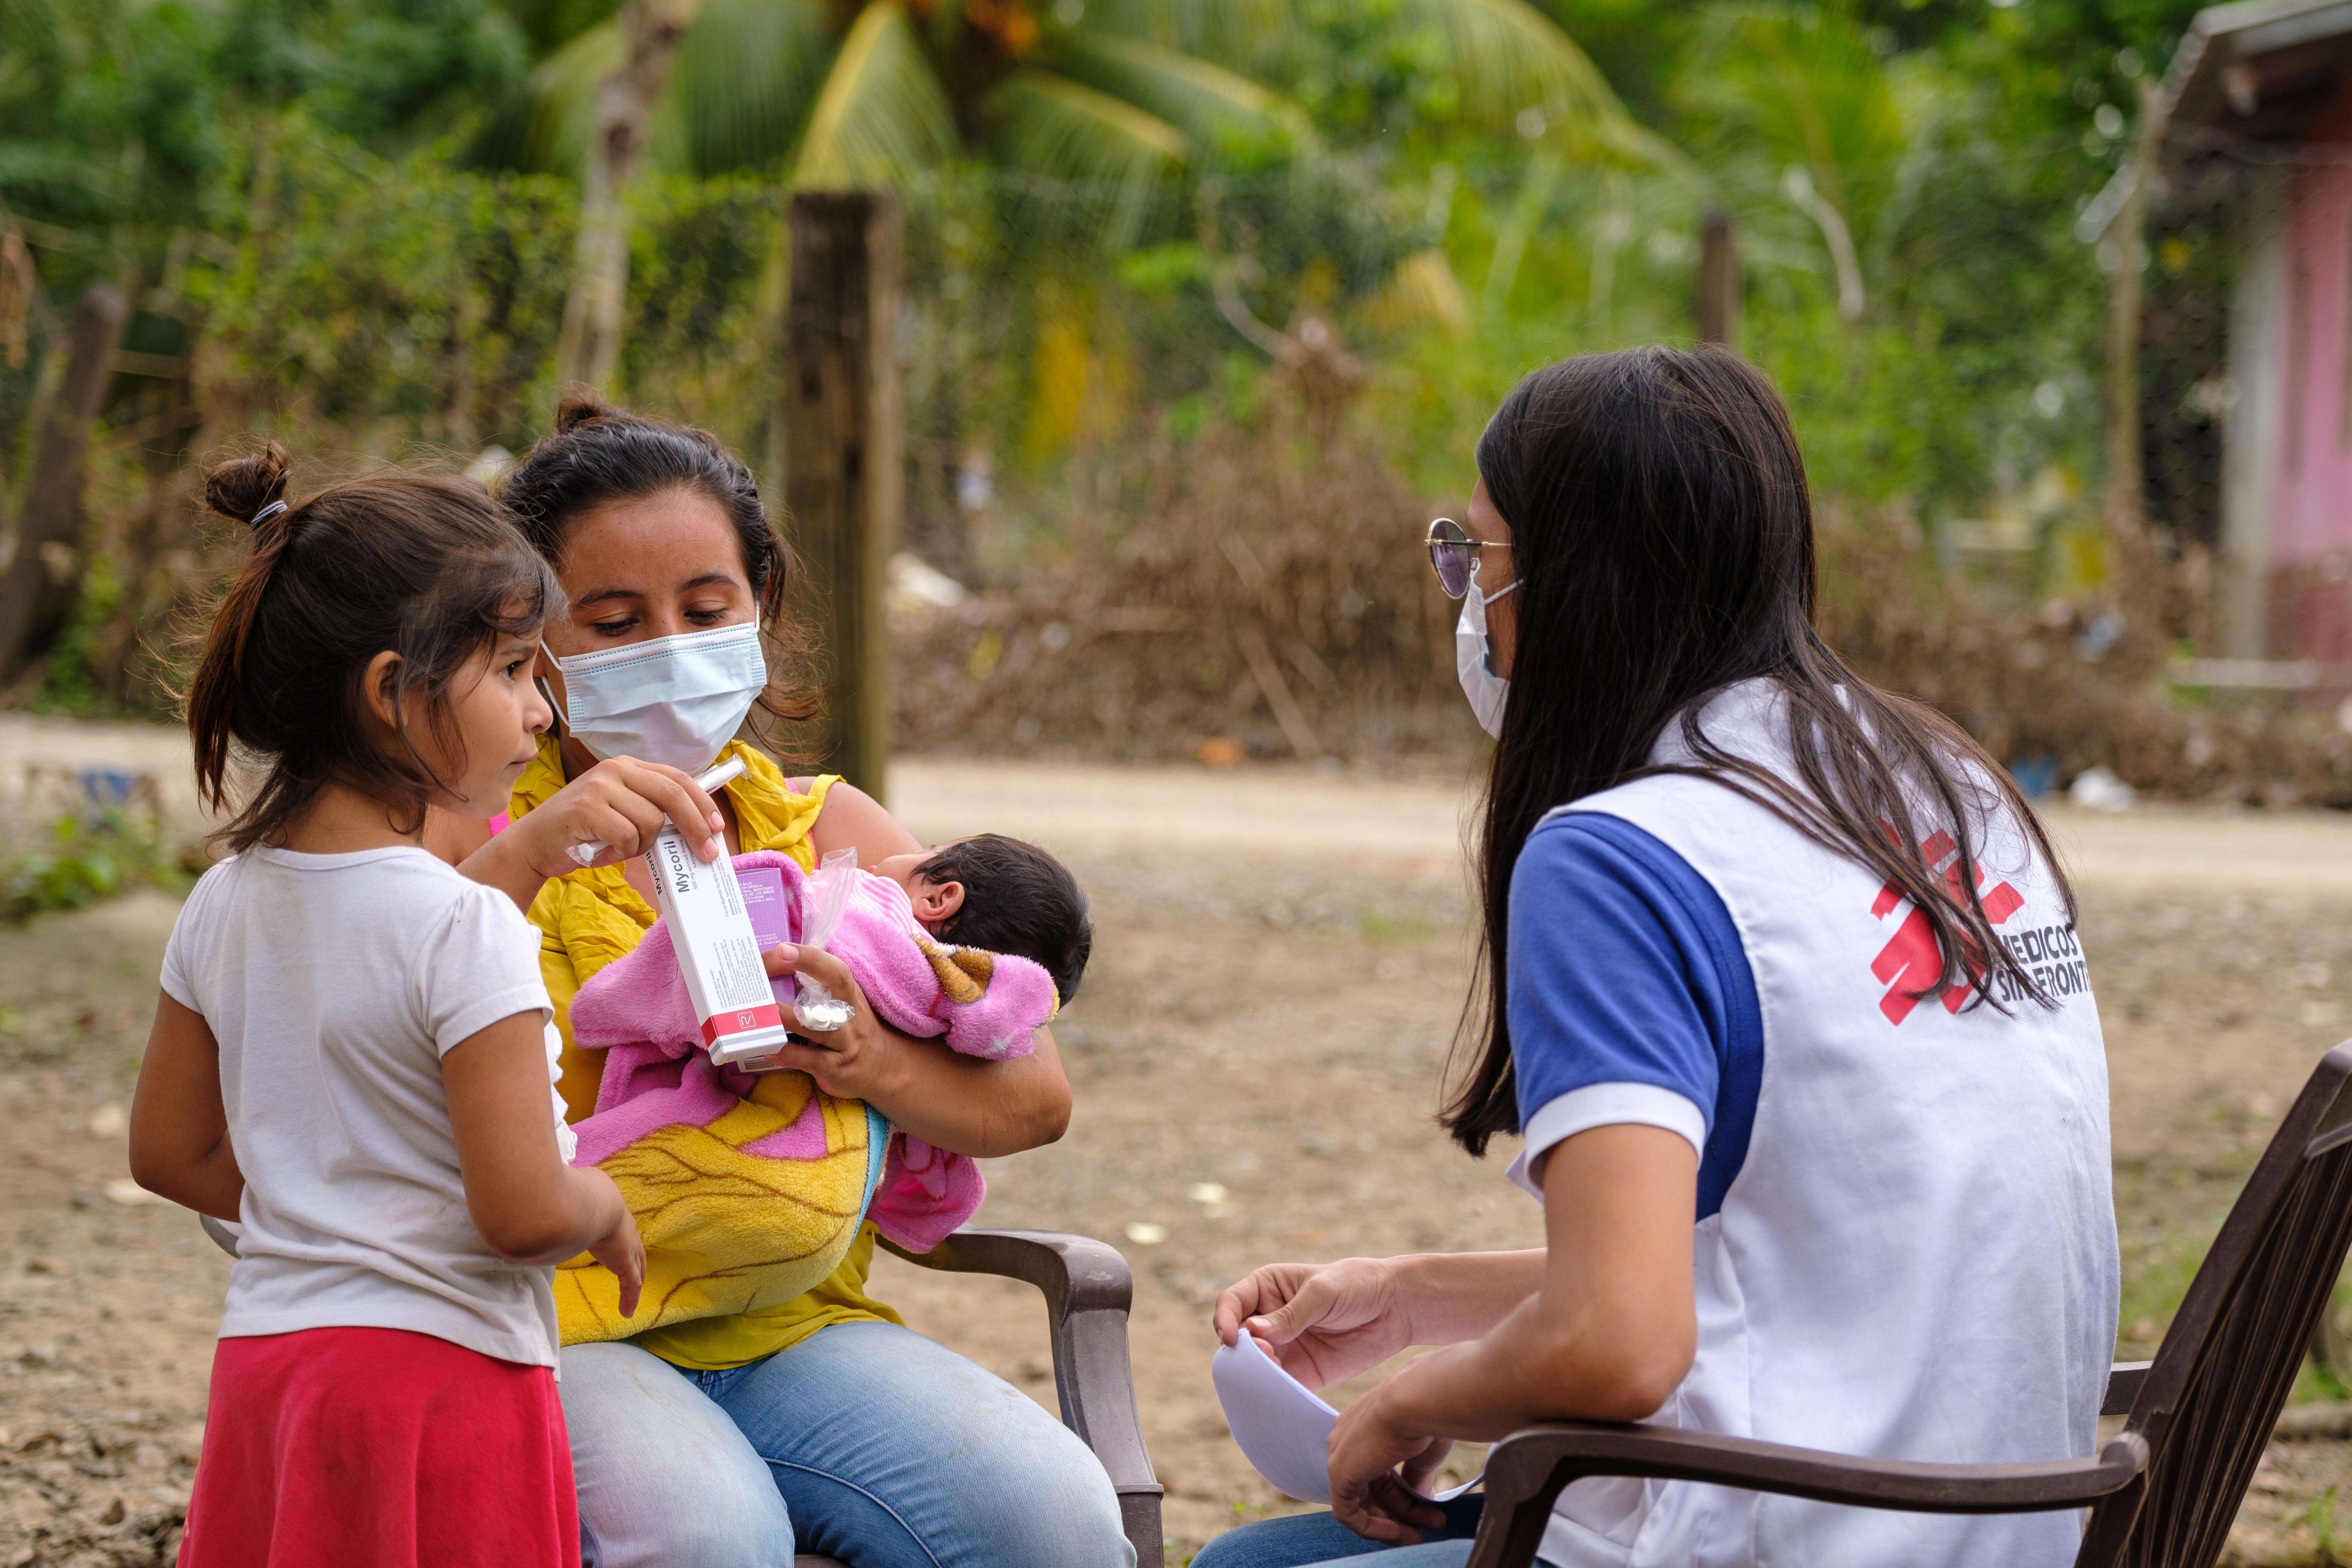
[249,500,288,529]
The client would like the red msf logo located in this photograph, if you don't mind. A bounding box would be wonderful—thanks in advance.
[1870,830,2023,1025]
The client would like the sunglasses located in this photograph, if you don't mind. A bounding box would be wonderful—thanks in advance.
[1425,518,1512,600]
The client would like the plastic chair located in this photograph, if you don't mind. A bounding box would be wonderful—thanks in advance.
[200,1220,1164,1568]
[1463,1042,2352,1568]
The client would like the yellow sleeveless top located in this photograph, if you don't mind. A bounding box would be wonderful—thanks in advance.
[512,735,902,1369]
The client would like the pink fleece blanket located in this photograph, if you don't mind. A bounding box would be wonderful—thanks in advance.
[566,851,1053,1252]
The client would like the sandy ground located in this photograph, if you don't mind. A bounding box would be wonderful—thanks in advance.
[9,720,2352,1563]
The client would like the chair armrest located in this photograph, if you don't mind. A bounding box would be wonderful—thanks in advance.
[1466,1421,2148,1568]
[880,1228,1164,1568]
[880,1228,1134,1319]
[2103,1360,2151,1416]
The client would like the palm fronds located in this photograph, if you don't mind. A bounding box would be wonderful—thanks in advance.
[472,20,622,174]
[792,2,957,188]
[986,69,1187,244]
[1393,0,1671,167]
[1048,29,1302,155]
[671,0,836,176]
[1076,0,1300,66]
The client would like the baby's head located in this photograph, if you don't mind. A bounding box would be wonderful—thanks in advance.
[875,834,1092,1005]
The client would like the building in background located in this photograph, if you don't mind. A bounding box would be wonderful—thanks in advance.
[2155,0,2352,676]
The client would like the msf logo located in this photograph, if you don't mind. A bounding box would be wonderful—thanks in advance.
[1869,830,2023,1025]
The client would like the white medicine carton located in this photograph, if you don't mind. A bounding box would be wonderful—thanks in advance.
[644,826,792,1066]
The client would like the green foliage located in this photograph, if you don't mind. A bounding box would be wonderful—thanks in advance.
[491,0,623,56]
[0,0,224,233]
[1,811,201,925]
[2305,1485,2349,1559]
[0,0,2234,718]
[315,0,528,141]
[31,547,132,720]
[0,0,527,237]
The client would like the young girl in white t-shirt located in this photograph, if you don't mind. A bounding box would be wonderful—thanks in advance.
[127,446,659,1568]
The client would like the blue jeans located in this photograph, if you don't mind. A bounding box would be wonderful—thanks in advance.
[559,1321,1134,1568]
[1190,1497,1485,1568]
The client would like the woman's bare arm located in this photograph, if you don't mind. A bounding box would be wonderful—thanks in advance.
[1323,1124,1699,1543]
[1212,1249,1550,1388]
[802,779,923,862]
[1371,1126,1698,1432]
[129,992,244,1221]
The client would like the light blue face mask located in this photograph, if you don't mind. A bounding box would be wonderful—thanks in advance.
[545,622,767,774]
[1454,578,1517,739]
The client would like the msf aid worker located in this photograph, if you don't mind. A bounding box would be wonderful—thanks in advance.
[1197,347,2119,1568]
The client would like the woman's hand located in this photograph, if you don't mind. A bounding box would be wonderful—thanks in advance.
[756,942,1072,1155]
[1328,1381,1451,1545]
[463,756,724,910]
[755,943,904,1104]
[1213,1257,1415,1389]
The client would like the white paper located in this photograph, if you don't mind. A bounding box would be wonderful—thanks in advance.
[1211,1330,1343,1502]
[1210,1330,1481,1506]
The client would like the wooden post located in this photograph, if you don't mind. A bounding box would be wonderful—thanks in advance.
[782,190,902,801]
[1697,209,1739,347]
[2104,80,2166,552]
[0,280,127,677]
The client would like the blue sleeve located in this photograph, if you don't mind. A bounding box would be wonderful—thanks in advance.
[1507,813,1762,1219]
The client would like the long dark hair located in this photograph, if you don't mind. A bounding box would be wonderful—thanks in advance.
[184,444,560,853]
[500,392,820,750]
[1441,346,2070,1157]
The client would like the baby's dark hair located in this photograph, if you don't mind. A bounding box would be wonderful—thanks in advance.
[924,834,1093,1005]
[184,443,561,853]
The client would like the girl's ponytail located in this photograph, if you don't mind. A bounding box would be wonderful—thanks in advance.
[187,445,298,819]
[202,443,292,530]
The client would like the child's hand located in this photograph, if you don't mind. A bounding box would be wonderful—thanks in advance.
[504,758,726,879]
[535,756,724,870]
[588,1196,645,1320]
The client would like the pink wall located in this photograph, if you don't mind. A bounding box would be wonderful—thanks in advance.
[2268,76,2352,663]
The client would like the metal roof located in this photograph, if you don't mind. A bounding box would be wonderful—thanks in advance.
[2080,0,2352,242]
[2166,0,2352,143]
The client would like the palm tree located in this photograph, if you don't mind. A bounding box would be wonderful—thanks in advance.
[490,0,1657,388]
[1674,3,1919,323]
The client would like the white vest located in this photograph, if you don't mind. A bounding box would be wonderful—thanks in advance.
[1531,680,2117,1568]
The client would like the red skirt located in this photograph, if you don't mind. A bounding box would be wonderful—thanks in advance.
[179,1327,577,1568]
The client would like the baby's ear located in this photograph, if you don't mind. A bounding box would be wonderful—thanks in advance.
[914,876,966,926]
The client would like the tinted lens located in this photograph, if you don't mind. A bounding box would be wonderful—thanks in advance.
[1426,519,1473,597]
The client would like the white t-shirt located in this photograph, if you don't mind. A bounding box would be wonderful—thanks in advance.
[161,845,565,1369]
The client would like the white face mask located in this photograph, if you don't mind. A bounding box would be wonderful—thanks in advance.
[1455,579,1517,739]
[547,622,767,773]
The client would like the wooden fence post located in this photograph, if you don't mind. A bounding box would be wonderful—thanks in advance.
[1697,209,1739,348]
[781,190,902,802]
[0,280,127,678]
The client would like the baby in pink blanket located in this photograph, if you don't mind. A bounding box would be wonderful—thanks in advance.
[567,834,1092,1251]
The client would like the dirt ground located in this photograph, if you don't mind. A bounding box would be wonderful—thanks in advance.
[10,722,2352,1564]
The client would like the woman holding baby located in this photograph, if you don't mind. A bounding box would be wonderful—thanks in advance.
[1195,348,2117,1568]
[446,397,1130,1568]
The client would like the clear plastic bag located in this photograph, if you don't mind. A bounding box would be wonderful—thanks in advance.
[792,847,859,1034]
